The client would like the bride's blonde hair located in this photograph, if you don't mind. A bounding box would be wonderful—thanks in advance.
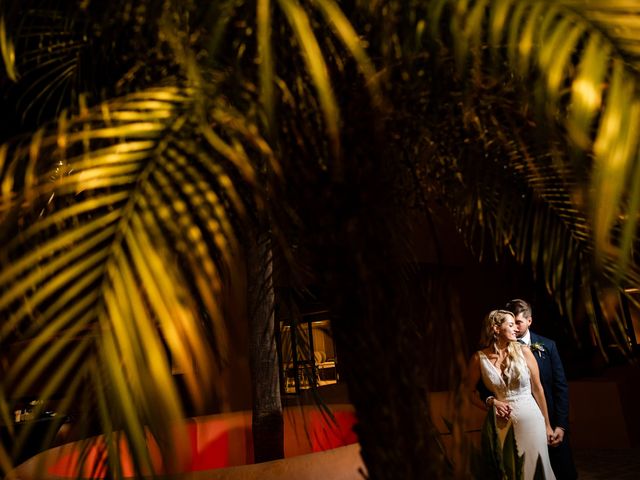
[480,309,527,385]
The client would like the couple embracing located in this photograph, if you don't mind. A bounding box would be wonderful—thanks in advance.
[466,299,578,479]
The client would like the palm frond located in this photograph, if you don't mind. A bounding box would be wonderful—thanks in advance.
[0,0,198,132]
[257,0,276,133]
[277,0,341,163]
[0,11,17,81]
[561,0,640,74]
[2,1,640,478]
[210,0,382,178]
[0,84,275,473]
[445,92,636,358]
[431,0,640,275]
[313,0,383,106]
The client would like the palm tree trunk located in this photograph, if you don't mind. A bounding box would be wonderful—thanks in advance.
[247,231,284,463]
[326,251,451,479]
[301,111,458,476]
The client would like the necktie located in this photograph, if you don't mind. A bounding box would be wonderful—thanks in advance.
[517,339,526,345]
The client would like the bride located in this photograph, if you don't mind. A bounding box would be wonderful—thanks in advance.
[466,309,556,479]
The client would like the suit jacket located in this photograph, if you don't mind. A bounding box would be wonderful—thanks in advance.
[529,332,570,430]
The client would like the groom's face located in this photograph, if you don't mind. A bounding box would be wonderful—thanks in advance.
[514,313,532,338]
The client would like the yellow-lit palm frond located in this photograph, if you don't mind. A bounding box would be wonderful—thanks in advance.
[561,0,640,74]
[0,85,275,474]
[401,44,637,358]
[214,0,381,177]
[273,0,383,163]
[0,14,17,81]
[430,0,640,275]
[276,0,341,162]
[464,105,636,358]
[0,3,97,126]
[0,0,195,129]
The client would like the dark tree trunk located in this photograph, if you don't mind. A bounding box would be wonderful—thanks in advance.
[271,35,472,477]
[329,261,470,479]
[295,94,466,478]
[247,232,284,463]
[324,239,452,479]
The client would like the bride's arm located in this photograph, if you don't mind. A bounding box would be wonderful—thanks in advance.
[523,347,554,442]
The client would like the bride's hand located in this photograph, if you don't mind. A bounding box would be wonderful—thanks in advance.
[546,425,554,444]
[493,399,512,419]
[549,427,565,447]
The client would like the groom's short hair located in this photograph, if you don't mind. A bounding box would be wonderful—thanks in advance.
[505,299,532,319]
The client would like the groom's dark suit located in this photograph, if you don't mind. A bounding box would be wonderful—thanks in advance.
[529,332,577,479]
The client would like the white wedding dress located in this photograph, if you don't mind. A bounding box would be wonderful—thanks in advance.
[478,350,556,480]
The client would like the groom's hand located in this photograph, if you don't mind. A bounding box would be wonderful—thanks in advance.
[549,427,565,447]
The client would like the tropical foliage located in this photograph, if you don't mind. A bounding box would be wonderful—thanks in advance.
[1,0,640,478]
[476,407,544,480]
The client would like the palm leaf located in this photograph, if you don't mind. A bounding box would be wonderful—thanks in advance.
[0,85,274,474]
[277,0,341,163]
[2,1,640,478]
[0,14,17,81]
[402,50,636,356]
[0,2,92,124]
[501,424,524,479]
[480,407,504,478]
[561,0,640,74]
[431,0,640,275]
[420,0,640,356]
[0,0,198,130]
[257,0,276,132]
[462,112,636,355]
[219,0,381,173]
[313,0,383,106]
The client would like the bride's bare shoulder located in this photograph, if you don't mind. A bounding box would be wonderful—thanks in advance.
[477,347,493,357]
[470,349,491,364]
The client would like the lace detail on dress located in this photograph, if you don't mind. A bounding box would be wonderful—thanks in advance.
[478,349,531,401]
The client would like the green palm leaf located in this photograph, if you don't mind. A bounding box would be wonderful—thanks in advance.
[0,0,201,130]
[432,0,640,273]
[2,1,640,478]
[0,85,273,474]
[258,0,276,132]
[467,118,635,355]
[561,0,640,73]
[277,0,341,162]
[0,15,17,81]
[405,51,636,356]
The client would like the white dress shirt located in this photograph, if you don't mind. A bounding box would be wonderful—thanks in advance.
[519,330,532,345]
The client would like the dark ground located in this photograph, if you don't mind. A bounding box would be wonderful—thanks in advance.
[574,448,640,479]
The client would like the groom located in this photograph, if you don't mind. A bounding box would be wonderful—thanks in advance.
[505,299,578,480]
